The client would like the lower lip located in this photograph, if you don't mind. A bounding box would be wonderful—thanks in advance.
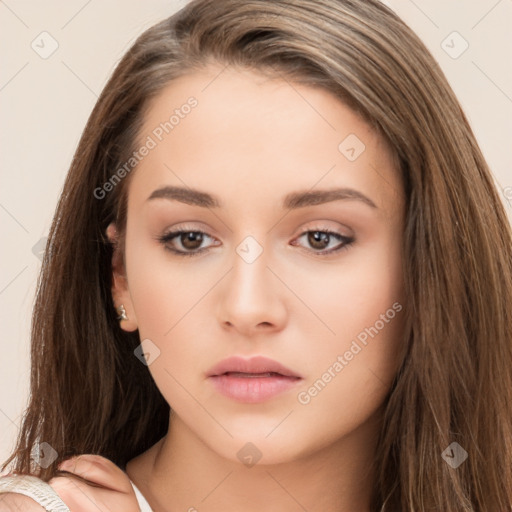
[208,374,302,403]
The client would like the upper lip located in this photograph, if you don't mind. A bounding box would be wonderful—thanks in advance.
[207,356,302,379]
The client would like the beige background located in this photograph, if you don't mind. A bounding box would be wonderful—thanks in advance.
[1,0,511,466]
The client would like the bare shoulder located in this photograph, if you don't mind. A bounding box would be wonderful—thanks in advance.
[0,493,45,511]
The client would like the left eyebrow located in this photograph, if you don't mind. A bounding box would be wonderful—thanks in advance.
[283,188,378,210]
[146,185,377,210]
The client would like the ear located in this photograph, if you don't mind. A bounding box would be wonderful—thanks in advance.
[106,222,138,332]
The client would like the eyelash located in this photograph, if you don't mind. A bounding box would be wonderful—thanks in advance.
[157,226,355,258]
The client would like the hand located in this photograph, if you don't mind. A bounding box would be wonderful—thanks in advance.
[48,454,141,512]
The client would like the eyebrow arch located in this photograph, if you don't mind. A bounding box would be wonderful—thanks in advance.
[147,186,220,208]
[146,185,377,209]
[284,188,377,209]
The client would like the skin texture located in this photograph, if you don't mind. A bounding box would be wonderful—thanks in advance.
[25,64,404,512]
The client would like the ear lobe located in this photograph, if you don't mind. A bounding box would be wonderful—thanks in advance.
[106,222,138,332]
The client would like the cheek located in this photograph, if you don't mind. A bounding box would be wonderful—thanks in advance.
[124,248,214,404]
[291,291,403,458]
[290,233,404,347]
[124,239,228,394]
[292,238,404,420]
[124,231,217,339]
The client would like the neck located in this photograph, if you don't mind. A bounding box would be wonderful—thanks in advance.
[127,409,382,512]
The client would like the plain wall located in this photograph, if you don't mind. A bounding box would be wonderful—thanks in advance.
[1,0,511,467]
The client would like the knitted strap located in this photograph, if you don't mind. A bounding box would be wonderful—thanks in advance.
[0,475,70,512]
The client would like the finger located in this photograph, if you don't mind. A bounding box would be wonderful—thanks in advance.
[49,475,139,512]
[49,475,113,512]
[57,455,132,493]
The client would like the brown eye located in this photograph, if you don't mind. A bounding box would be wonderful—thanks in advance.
[158,229,216,256]
[179,232,204,250]
[292,229,354,255]
[307,231,331,250]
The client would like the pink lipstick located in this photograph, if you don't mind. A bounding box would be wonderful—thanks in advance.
[207,356,303,403]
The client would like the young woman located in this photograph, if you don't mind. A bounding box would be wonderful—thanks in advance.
[1,0,511,510]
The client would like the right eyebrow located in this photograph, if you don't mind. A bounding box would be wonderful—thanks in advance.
[146,186,221,208]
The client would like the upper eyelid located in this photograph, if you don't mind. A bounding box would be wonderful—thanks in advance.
[159,227,352,249]
[160,226,350,240]
[162,220,352,236]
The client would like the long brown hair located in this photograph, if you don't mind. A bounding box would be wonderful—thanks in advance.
[3,0,512,509]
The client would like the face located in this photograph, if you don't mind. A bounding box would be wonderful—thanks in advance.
[109,65,405,465]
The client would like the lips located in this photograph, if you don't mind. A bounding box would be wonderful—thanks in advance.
[207,356,302,379]
[207,356,303,404]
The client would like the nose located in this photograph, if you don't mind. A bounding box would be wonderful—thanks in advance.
[215,243,288,336]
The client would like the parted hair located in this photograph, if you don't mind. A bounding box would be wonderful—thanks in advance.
[3,0,512,510]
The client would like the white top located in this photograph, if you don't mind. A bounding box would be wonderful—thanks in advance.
[131,479,153,511]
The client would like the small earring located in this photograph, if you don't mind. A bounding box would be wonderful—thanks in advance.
[116,304,128,321]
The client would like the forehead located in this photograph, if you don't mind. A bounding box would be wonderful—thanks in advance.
[128,65,403,216]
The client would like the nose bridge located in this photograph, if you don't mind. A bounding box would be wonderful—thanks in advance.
[230,234,271,300]
[215,232,287,331]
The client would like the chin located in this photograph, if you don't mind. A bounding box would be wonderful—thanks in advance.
[205,429,312,467]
